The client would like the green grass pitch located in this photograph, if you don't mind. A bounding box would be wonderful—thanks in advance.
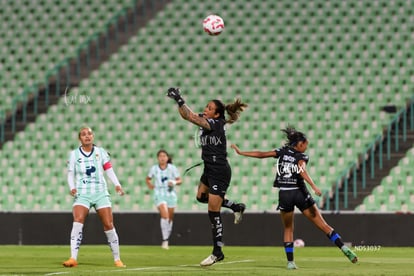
[0,245,413,275]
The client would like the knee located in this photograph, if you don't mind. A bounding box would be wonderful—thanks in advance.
[103,223,114,232]
[196,193,209,203]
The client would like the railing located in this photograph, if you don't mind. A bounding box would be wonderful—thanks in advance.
[324,96,414,211]
[0,0,164,143]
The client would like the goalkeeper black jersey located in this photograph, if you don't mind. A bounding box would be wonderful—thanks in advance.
[199,117,228,165]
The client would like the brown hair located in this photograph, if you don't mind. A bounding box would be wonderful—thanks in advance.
[212,98,248,124]
[157,149,172,164]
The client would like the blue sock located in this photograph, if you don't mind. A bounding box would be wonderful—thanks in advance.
[327,230,344,249]
[284,242,294,261]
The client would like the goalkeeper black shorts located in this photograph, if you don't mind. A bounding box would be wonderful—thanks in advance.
[200,161,231,198]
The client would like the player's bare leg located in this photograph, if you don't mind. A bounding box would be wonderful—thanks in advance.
[303,205,358,263]
[280,211,298,269]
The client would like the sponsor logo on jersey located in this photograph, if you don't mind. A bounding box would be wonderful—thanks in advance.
[275,158,305,176]
[86,166,96,176]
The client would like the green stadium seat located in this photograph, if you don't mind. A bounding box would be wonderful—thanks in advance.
[2,0,414,212]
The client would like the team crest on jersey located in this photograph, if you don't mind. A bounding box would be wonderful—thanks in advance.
[95,153,100,161]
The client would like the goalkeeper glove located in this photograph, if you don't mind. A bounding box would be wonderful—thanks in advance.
[167,87,185,107]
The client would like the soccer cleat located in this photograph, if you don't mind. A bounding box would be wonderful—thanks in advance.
[114,260,126,267]
[161,240,169,250]
[200,253,225,266]
[234,203,246,224]
[341,245,358,263]
[287,261,298,270]
[62,258,78,267]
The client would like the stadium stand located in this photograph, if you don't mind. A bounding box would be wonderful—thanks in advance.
[0,0,134,115]
[356,147,414,212]
[0,0,413,212]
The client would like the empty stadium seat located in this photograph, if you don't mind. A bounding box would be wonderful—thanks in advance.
[1,0,413,212]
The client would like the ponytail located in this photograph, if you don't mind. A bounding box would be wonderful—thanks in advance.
[281,126,307,147]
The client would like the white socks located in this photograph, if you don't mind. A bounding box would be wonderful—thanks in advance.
[105,228,121,261]
[161,218,170,241]
[70,222,84,260]
[168,221,173,239]
[70,222,121,262]
[161,219,174,241]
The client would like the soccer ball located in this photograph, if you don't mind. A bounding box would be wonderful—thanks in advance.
[294,239,305,247]
[203,14,224,36]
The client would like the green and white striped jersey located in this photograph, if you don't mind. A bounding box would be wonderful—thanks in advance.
[67,146,111,195]
[148,164,180,196]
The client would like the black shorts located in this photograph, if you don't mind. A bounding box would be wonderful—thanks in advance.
[277,188,315,212]
[200,162,231,198]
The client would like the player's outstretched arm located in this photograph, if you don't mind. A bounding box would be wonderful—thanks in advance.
[231,144,277,158]
[167,87,211,130]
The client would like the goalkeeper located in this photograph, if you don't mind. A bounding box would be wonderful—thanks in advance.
[167,87,247,266]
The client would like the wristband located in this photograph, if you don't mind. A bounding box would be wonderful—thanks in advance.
[177,98,185,107]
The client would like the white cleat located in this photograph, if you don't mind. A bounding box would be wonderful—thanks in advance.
[234,203,246,224]
[161,240,169,250]
[287,261,298,269]
[200,253,225,266]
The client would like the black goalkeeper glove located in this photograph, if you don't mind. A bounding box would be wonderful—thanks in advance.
[167,87,185,107]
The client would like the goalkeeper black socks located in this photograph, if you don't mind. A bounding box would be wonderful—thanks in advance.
[208,211,224,256]
[222,199,243,212]
[284,242,294,261]
[222,199,236,211]
[327,230,344,249]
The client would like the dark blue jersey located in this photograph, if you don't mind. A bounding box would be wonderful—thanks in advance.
[199,117,227,165]
[273,146,309,189]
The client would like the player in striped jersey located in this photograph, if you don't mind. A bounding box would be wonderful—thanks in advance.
[146,149,182,250]
[63,126,126,268]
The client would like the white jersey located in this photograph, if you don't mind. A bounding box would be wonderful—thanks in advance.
[148,163,180,196]
[67,146,111,195]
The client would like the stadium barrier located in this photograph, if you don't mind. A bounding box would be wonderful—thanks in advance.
[1,212,413,246]
[328,97,414,211]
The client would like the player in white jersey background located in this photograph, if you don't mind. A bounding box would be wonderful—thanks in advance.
[63,126,126,268]
[146,149,182,250]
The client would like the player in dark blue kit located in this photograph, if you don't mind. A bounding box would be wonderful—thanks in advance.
[167,87,247,266]
[231,126,358,269]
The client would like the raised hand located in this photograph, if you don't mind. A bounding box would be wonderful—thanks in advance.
[167,87,185,107]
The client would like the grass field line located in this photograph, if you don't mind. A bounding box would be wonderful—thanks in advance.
[44,259,256,275]
[178,259,256,267]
